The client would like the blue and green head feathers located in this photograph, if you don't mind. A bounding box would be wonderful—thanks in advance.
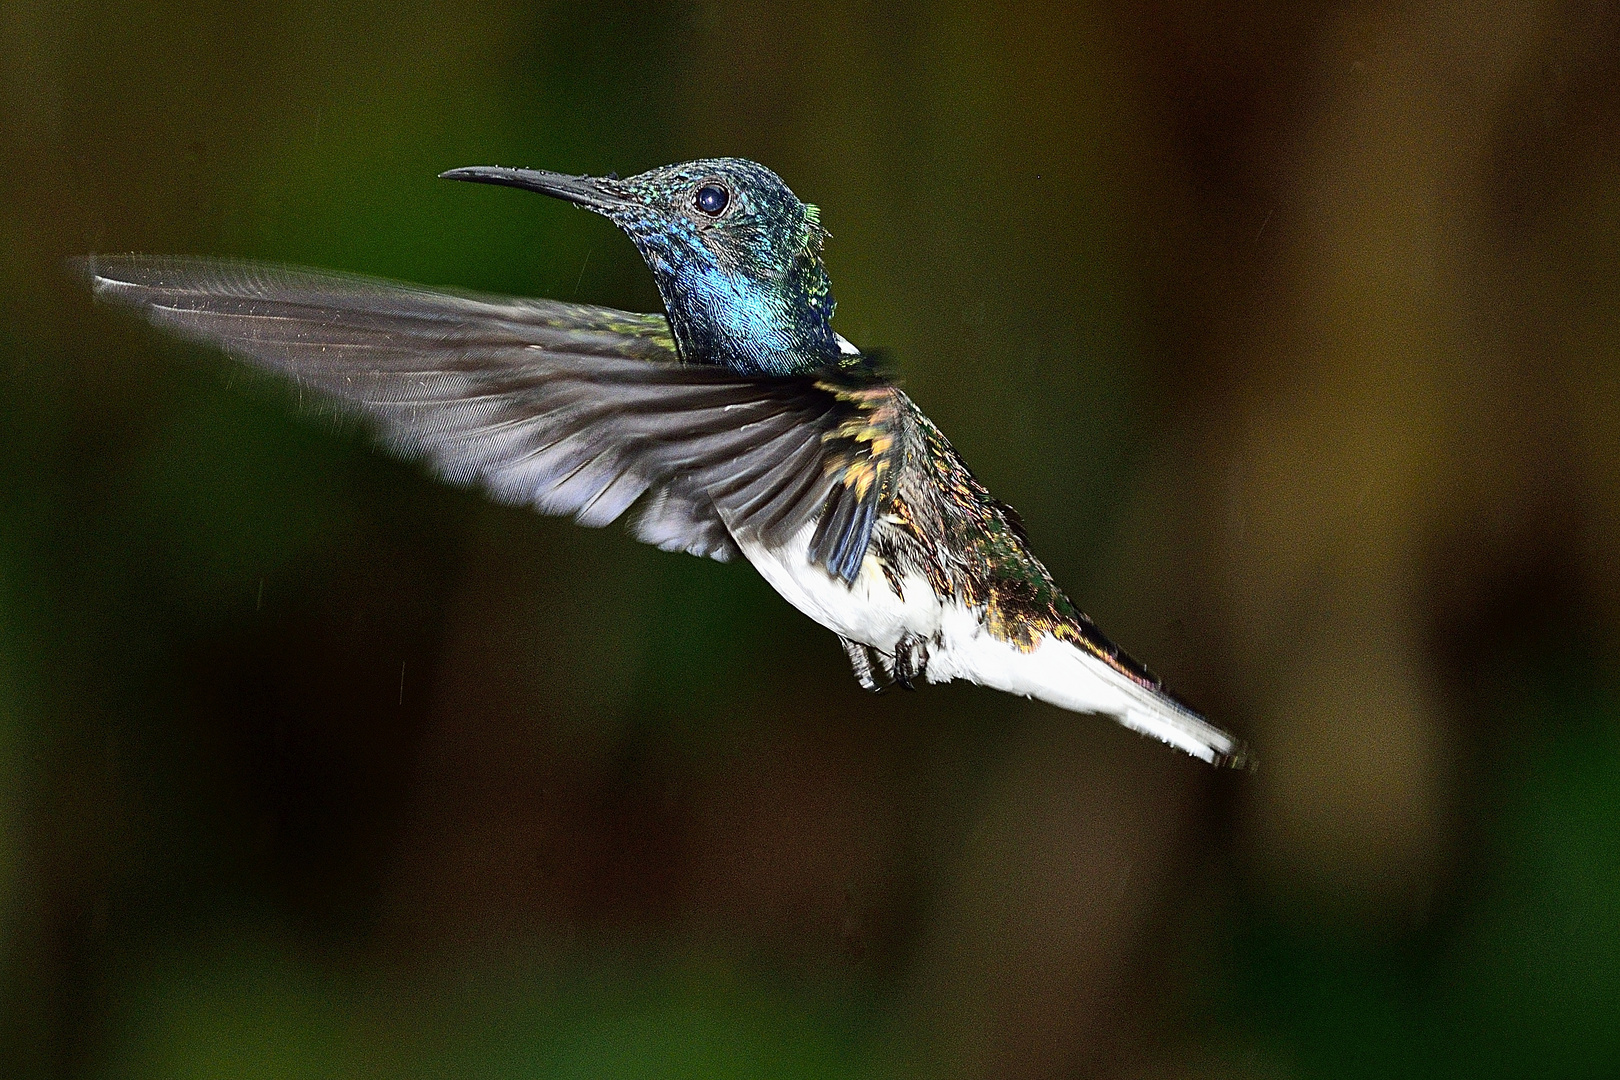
[441,158,841,376]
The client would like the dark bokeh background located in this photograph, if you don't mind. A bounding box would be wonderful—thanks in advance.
[5,1,1620,1076]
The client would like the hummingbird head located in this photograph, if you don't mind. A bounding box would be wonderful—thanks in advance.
[441,158,843,375]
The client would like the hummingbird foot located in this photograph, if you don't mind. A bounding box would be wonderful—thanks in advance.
[889,632,930,691]
[839,636,883,692]
[839,633,930,693]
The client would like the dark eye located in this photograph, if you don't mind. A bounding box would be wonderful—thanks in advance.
[695,183,729,216]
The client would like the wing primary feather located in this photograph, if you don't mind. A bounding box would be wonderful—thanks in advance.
[81,255,911,573]
[831,496,877,583]
[757,469,839,547]
[720,430,824,523]
[809,487,858,571]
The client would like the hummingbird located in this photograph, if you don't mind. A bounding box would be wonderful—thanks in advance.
[79,158,1245,766]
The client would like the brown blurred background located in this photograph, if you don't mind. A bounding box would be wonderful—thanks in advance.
[4,1,1620,1077]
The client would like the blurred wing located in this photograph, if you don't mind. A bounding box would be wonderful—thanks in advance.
[80,255,898,577]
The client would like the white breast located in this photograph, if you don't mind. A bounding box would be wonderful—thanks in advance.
[737,520,940,651]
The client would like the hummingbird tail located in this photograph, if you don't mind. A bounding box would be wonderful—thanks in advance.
[928,607,1250,767]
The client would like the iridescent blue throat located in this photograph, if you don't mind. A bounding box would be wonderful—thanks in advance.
[624,217,840,377]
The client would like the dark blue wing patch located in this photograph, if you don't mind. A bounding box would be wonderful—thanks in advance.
[804,382,904,584]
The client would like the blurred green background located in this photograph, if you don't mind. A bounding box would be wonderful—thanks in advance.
[5,0,1620,1076]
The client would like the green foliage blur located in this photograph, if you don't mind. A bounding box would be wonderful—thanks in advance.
[5,1,1620,1077]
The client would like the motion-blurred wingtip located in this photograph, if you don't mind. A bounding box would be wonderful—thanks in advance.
[66,253,99,286]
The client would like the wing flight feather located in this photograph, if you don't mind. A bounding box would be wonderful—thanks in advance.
[80,255,899,578]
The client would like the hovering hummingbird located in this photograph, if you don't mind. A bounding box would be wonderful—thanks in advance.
[79,158,1245,766]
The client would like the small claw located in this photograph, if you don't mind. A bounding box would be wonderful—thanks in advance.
[890,632,929,691]
[839,636,883,693]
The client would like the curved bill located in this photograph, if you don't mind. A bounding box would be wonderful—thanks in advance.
[438,166,631,212]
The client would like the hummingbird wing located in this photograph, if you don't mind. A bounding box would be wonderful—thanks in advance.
[79,256,897,576]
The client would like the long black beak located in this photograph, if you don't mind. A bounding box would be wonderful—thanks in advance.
[438,166,631,213]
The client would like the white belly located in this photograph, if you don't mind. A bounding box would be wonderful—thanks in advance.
[735,518,1242,765]
[737,520,941,650]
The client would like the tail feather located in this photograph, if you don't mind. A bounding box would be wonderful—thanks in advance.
[929,610,1249,767]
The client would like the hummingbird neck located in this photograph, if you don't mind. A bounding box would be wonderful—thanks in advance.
[664,291,840,377]
[638,226,841,376]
